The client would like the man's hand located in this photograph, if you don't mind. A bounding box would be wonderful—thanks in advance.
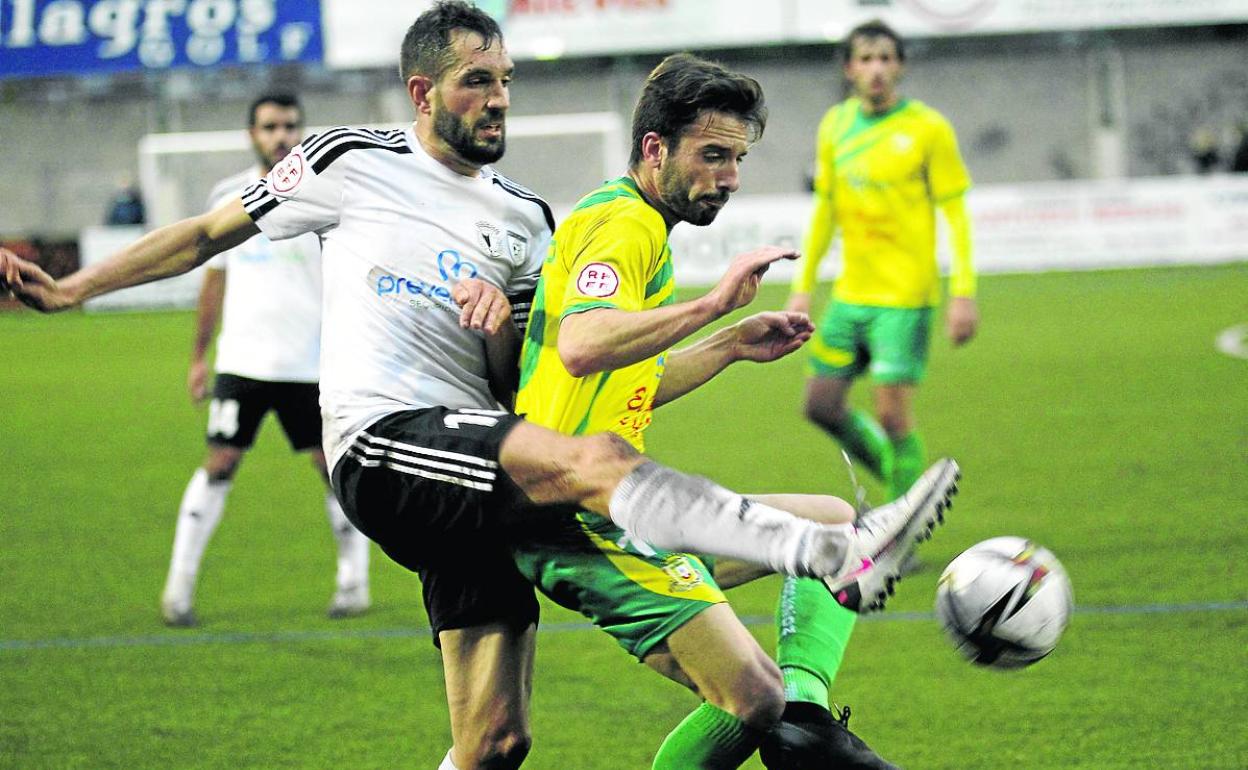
[452,278,512,335]
[785,292,812,316]
[454,278,521,406]
[188,360,211,404]
[732,311,814,363]
[705,246,800,318]
[0,248,70,312]
[946,296,979,346]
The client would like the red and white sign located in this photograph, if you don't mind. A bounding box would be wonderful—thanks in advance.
[270,151,306,195]
[576,262,620,297]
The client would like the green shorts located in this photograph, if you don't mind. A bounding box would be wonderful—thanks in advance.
[511,512,724,660]
[808,301,933,384]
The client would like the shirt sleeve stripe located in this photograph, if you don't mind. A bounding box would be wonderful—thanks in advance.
[310,139,411,175]
[241,178,279,221]
[491,175,556,232]
[302,126,406,159]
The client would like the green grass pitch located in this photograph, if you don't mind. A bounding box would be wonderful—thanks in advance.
[1,264,1245,769]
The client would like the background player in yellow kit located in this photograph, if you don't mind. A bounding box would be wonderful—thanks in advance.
[776,19,980,766]
[513,53,955,770]
[789,17,978,515]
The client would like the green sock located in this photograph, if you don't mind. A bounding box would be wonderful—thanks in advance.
[831,409,894,481]
[889,431,926,500]
[652,702,764,770]
[776,575,858,706]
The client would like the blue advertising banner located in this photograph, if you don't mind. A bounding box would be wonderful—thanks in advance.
[0,0,323,80]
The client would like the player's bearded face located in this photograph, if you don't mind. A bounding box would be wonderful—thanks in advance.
[429,33,512,167]
[845,35,903,109]
[250,104,303,171]
[658,158,727,227]
[433,93,506,165]
[656,113,748,227]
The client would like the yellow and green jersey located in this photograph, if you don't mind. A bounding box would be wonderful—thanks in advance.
[793,97,974,308]
[516,176,674,451]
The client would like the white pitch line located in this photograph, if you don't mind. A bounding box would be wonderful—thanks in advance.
[1215,324,1248,360]
[1,600,1244,653]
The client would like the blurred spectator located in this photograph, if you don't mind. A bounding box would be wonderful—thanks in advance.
[1187,127,1222,173]
[1231,122,1248,173]
[105,183,145,225]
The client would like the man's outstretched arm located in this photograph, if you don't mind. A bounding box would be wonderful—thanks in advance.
[653,311,814,407]
[558,245,799,377]
[0,198,257,312]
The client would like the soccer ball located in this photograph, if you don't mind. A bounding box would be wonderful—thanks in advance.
[935,536,1073,669]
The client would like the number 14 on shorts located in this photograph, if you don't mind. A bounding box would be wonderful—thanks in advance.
[208,398,241,439]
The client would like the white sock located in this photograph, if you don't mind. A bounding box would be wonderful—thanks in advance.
[608,462,855,577]
[326,493,370,592]
[438,750,461,770]
[163,468,230,603]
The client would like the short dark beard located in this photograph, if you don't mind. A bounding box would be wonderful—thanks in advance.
[253,144,285,174]
[658,161,725,226]
[434,106,505,166]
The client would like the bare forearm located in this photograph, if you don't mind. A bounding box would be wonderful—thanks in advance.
[657,310,813,406]
[192,270,225,361]
[484,322,521,409]
[558,299,719,378]
[653,328,736,407]
[61,202,255,306]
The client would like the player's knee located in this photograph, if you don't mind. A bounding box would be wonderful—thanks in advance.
[877,409,909,439]
[573,432,642,490]
[735,678,786,729]
[461,727,532,770]
[582,431,640,464]
[802,397,827,426]
[804,394,847,430]
[721,658,786,729]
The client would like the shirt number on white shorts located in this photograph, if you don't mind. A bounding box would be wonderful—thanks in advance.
[208,399,241,439]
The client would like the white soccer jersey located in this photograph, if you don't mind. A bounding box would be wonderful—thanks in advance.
[240,126,552,467]
[205,167,323,382]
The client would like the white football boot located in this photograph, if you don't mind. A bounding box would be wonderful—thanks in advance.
[327,584,371,619]
[160,573,198,628]
[824,458,960,612]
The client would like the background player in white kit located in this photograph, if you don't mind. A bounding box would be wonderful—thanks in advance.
[0,4,956,767]
[161,94,371,627]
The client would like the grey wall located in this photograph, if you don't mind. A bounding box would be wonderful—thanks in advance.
[1,24,1244,237]
[1123,34,1248,176]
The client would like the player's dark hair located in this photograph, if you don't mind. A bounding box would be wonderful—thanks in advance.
[399,1,504,82]
[629,53,767,167]
[248,93,302,127]
[843,19,905,62]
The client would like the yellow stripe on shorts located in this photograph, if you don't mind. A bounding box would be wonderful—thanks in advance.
[809,334,855,367]
[579,520,726,604]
